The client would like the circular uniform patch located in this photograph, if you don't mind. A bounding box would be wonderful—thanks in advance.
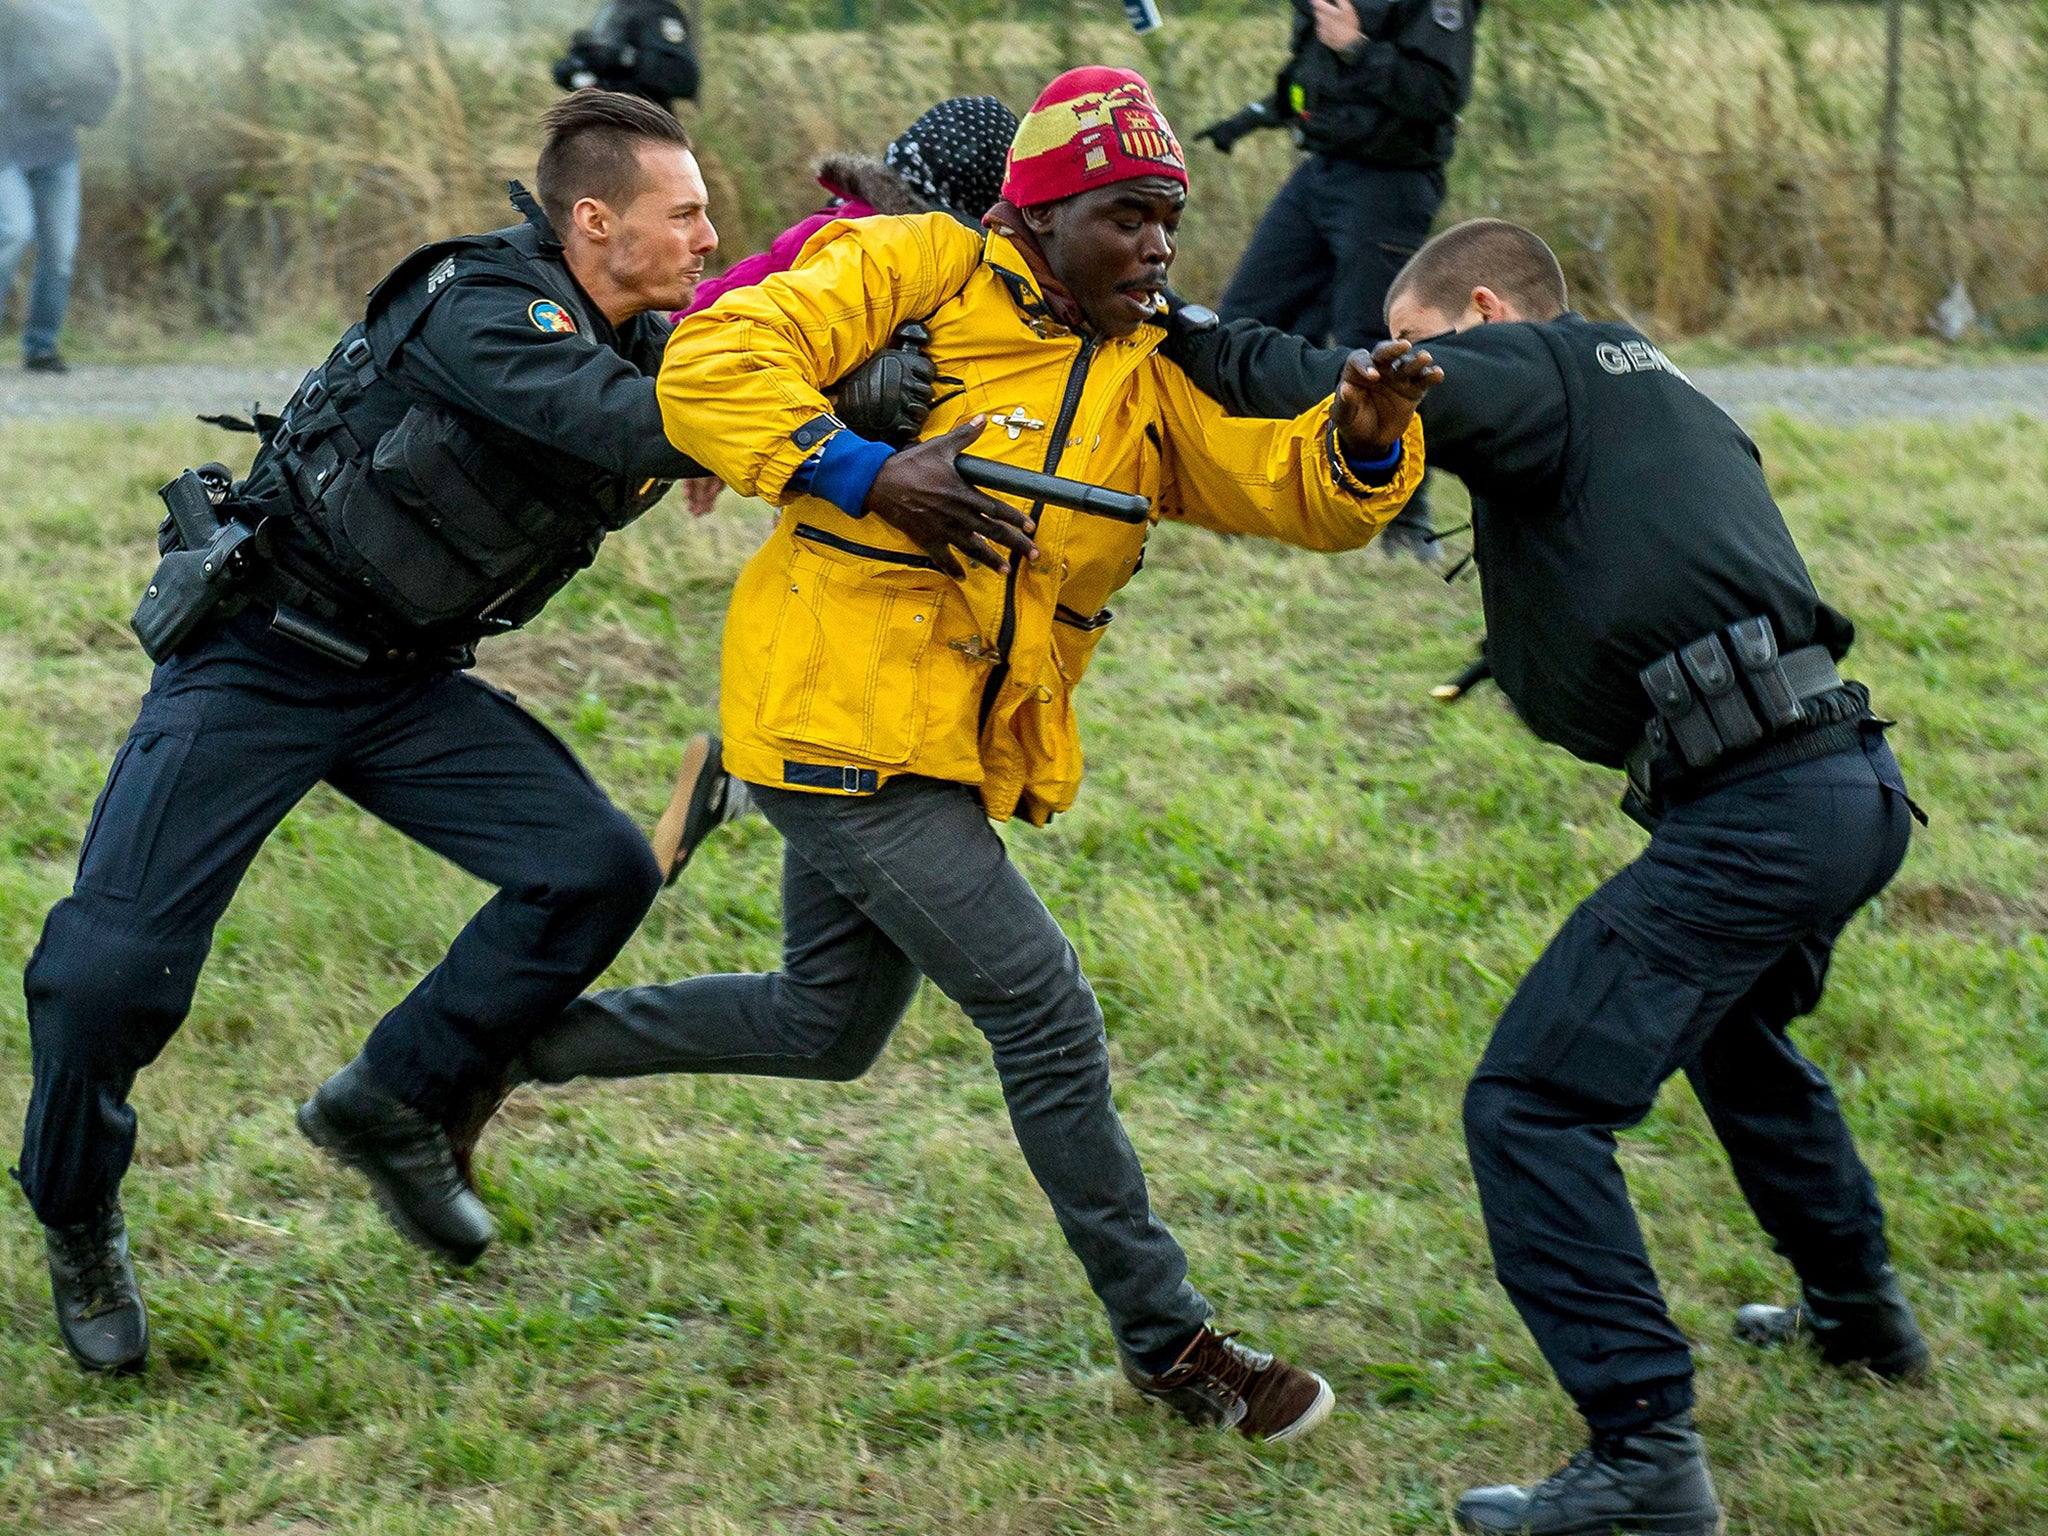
[529,299,577,335]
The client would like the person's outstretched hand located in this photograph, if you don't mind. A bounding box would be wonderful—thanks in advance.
[1330,339,1443,460]
[861,416,1040,578]
[683,476,723,516]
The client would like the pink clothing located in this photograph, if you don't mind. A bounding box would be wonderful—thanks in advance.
[682,197,879,316]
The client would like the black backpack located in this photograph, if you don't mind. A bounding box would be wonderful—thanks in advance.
[8,0,120,128]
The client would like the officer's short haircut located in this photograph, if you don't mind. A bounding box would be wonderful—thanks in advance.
[1386,219,1569,325]
[536,90,694,233]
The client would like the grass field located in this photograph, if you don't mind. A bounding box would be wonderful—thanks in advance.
[0,413,2044,1534]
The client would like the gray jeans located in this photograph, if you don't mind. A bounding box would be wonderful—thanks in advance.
[528,774,1211,1357]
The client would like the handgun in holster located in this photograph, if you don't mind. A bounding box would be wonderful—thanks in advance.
[130,467,268,663]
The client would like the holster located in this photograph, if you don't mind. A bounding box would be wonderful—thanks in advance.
[1627,614,1860,819]
[130,471,267,664]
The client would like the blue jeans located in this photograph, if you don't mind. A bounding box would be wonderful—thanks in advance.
[0,157,81,359]
[527,774,1214,1358]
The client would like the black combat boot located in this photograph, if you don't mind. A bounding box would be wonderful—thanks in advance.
[45,1201,150,1375]
[1456,1415,1723,1535]
[1734,1265,1930,1381]
[297,1056,496,1265]
[444,1053,531,1197]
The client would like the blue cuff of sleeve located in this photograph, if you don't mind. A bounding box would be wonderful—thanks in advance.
[1345,439,1403,477]
[790,430,895,518]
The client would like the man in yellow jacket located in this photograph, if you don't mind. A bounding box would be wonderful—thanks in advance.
[508,67,1437,1442]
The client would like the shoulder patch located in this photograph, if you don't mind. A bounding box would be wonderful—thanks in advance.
[528,298,578,335]
[425,255,458,294]
[1432,0,1464,29]
[659,15,685,41]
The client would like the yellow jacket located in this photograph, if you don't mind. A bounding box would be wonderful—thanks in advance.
[659,212,1425,823]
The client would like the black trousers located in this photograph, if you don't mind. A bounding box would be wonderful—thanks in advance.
[1221,155,1445,532]
[18,612,662,1228]
[1220,155,1445,349]
[1463,732,1913,1433]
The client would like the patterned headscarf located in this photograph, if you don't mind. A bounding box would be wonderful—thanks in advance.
[884,95,1021,223]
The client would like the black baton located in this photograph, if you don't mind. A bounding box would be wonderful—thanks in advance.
[1431,654,1493,704]
[954,454,1151,523]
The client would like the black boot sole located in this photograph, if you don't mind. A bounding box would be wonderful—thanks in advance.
[1734,1306,1932,1382]
[1456,1512,1723,1536]
[296,1099,490,1266]
[58,1323,149,1377]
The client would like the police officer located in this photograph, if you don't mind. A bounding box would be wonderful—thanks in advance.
[18,91,729,1377]
[1194,0,1477,561]
[1164,219,1930,1534]
[553,0,700,113]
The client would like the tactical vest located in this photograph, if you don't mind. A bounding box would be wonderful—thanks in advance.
[254,200,673,644]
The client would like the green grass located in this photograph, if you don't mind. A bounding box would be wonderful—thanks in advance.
[1,414,2044,1534]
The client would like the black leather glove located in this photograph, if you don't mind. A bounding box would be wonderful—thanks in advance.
[1194,100,1280,155]
[830,323,938,447]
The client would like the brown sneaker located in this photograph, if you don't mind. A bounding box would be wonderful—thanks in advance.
[1121,1324,1335,1443]
[650,733,749,887]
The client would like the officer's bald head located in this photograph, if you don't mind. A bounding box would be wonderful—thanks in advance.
[1386,220,1568,337]
[537,89,695,234]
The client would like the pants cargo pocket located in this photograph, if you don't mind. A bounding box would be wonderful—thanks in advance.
[756,531,948,766]
[75,702,201,903]
[1488,912,1709,1117]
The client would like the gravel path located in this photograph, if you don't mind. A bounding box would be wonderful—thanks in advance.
[1686,363,2046,425]
[3,362,318,425]
[1,359,2042,427]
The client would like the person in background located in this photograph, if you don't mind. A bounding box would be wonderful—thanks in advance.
[553,0,700,115]
[677,94,1019,515]
[0,0,113,373]
[1195,0,1481,562]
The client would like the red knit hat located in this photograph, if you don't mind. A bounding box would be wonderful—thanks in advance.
[1000,67,1187,209]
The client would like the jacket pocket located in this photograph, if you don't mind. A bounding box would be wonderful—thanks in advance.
[1050,603,1114,687]
[756,528,949,765]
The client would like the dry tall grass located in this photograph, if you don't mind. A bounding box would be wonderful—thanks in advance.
[66,0,2048,344]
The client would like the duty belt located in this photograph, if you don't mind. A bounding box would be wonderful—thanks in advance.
[1625,616,1860,810]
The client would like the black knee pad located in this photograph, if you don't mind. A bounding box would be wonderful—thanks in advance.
[25,899,207,1079]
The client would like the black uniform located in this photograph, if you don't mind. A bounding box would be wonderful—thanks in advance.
[552,0,700,110]
[17,191,689,1229]
[1166,313,1917,1433]
[1214,0,1476,351]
